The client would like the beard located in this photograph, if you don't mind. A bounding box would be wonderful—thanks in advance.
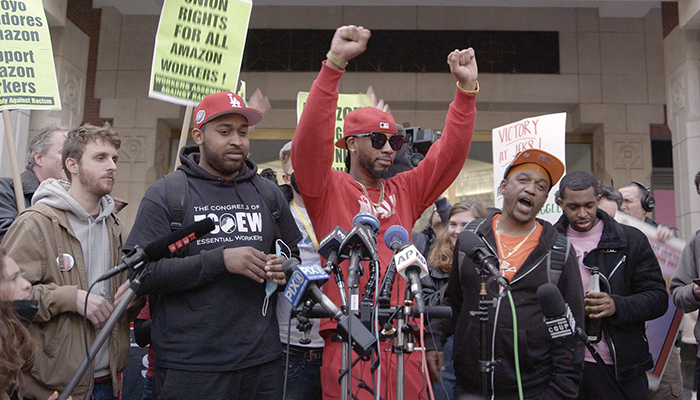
[358,151,392,179]
[79,164,113,198]
[201,140,246,178]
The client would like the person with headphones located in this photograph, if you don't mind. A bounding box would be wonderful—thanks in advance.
[619,181,676,242]
[619,180,682,400]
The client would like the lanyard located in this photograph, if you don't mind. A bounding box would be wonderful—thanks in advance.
[291,199,318,250]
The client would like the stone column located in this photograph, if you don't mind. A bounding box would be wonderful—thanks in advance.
[665,21,700,238]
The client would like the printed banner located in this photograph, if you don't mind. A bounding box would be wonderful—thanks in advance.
[0,0,60,110]
[149,0,252,107]
[492,113,567,224]
[615,212,685,390]
[296,92,373,171]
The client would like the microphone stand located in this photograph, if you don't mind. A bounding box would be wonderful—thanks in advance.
[574,327,632,400]
[326,259,351,399]
[474,266,496,399]
[393,288,414,400]
[58,266,146,400]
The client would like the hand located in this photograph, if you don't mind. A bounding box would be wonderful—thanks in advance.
[447,48,478,91]
[223,247,273,283]
[585,291,616,318]
[76,289,114,329]
[426,350,445,383]
[656,225,674,243]
[693,283,700,301]
[247,88,271,115]
[265,255,287,285]
[366,86,391,113]
[113,280,139,310]
[327,25,371,69]
[47,391,71,400]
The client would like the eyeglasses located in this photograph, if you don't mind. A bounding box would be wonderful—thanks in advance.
[353,132,404,151]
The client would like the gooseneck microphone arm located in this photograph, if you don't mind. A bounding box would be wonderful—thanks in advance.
[378,225,409,307]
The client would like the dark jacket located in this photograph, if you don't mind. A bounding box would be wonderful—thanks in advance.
[429,213,585,400]
[421,267,450,307]
[554,209,668,381]
[124,145,302,372]
[0,169,40,242]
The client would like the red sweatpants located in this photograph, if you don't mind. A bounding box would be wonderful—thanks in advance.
[321,336,430,400]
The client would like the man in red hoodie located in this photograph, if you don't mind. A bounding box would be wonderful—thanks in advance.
[291,25,478,400]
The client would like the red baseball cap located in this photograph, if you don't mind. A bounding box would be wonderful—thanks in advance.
[335,107,398,149]
[193,91,263,129]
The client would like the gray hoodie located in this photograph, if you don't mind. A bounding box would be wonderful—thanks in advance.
[32,178,115,378]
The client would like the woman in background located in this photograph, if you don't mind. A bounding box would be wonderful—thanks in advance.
[0,246,64,400]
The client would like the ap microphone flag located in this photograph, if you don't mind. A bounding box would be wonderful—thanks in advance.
[394,244,429,279]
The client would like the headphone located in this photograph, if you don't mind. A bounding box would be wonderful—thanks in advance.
[632,181,655,213]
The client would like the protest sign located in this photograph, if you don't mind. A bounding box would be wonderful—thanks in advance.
[149,0,252,107]
[0,0,60,111]
[492,113,567,224]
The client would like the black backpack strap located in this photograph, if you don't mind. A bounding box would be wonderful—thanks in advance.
[251,174,281,224]
[163,170,189,232]
[463,218,486,235]
[547,233,571,287]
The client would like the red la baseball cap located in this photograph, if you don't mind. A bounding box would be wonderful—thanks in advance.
[193,91,263,129]
[335,107,398,149]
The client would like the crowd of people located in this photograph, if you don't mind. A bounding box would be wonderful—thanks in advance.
[0,23,697,400]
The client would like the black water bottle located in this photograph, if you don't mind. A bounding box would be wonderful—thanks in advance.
[585,268,603,343]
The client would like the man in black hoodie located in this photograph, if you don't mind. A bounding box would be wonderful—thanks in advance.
[125,91,301,400]
[555,170,667,400]
[427,149,584,399]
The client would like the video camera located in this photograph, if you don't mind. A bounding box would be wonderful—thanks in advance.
[402,126,441,168]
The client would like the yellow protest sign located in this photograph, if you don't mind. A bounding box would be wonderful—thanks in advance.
[149,0,252,107]
[297,92,373,171]
[0,0,60,111]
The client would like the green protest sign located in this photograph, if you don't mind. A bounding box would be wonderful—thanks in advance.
[149,0,252,107]
[0,0,60,111]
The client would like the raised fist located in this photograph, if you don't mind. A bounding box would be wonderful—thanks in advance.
[327,25,371,69]
[447,48,478,92]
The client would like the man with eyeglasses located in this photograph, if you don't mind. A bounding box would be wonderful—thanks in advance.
[291,25,478,400]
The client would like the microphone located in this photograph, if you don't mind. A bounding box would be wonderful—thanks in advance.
[282,259,333,311]
[317,226,347,272]
[378,225,409,307]
[458,230,509,288]
[338,212,380,291]
[354,212,380,236]
[394,243,429,314]
[537,283,576,339]
[96,218,216,282]
[282,259,376,357]
[384,225,409,251]
[537,283,588,343]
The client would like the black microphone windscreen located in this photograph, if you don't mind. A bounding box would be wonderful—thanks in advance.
[537,283,567,319]
[144,218,215,261]
[458,230,484,259]
[282,258,299,275]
